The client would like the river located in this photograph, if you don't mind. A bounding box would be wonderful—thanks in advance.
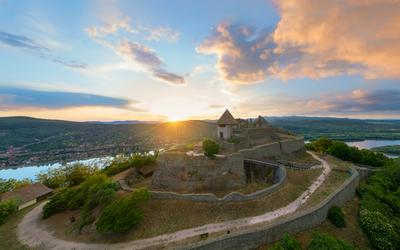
[345,139,400,158]
[0,157,113,181]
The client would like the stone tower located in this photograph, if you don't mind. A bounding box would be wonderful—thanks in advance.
[217,109,237,140]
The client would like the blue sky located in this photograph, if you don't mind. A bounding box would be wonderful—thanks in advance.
[0,0,399,121]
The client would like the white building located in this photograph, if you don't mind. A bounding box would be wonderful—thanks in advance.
[217,109,238,140]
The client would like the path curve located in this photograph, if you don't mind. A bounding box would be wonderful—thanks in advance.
[17,151,331,250]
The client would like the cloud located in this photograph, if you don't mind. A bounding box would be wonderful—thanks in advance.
[86,17,133,38]
[199,0,400,84]
[117,41,184,84]
[0,30,88,70]
[86,16,180,43]
[0,86,144,111]
[137,25,180,43]
[52,58,88,69]
[209,104,224,109]
[197,23,275,84]
[273,0,400,80]
[0,31,49,51]
[304,89,400,113]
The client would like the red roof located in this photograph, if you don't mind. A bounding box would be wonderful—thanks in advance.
[1,183,53,204]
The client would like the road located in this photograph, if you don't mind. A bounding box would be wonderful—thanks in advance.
[17,151,331,250]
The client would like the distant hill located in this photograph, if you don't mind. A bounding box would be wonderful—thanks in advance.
[265,116,400,140]
[0,116,216,152]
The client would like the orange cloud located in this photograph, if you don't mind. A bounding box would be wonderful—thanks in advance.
[199,1,400,84]
[273,0,400,79]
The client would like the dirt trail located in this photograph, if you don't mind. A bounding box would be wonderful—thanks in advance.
[17,151,331,250]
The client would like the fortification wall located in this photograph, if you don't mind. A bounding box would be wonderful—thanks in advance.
[181,168,359,250]
[151,152,245,193]
[150,161,286,203]
[239,138,304,161]
[280,138,305,154]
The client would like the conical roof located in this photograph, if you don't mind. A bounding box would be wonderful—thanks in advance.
[217,109,237,125]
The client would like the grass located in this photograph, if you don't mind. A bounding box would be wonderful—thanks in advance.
[40,167,322,243]
[0,203,37,250]
[260,197,371,250]
[298,154,352,212]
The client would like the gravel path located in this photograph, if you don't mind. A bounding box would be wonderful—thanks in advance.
[17,151,331,250]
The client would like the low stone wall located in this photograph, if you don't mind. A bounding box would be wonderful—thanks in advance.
[182,168,359,250]
[277,159,319,169]
[239,137,304,161]
[149,161,286,203]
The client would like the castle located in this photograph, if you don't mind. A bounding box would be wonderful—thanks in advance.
[151,109,305,194]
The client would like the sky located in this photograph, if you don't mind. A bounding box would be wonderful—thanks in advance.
[0,0,399,121]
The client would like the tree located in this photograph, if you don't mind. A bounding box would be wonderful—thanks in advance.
[0,199,18,225]
[202,139,220,158]
[96,188,150,233]
[328,206,346,228]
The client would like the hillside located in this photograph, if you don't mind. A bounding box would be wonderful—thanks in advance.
[0,117,216,167]
[267,116,400,141]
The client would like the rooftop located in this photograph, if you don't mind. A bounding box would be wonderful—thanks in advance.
[1,183,53,204]
[217,109,238,125]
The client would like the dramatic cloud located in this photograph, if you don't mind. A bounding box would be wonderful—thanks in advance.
[303,89,400,113]
[117,41,184,84]
[197,23,275,84]
[0,30,87,70]
[199,0,400,84]
[0,87,142,111]
[273,0,400,79]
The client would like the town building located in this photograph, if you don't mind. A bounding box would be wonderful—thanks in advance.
[1,183,53,210]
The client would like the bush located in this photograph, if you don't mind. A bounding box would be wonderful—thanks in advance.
[328,206,346,228]
[96,188,150,233]
[0,199,18,225]
[202,139,220,158]
[271,233,302,250]
[42,188,77,219]
[359,209,397,250]
[42,174,118,221]
[36,163,99,188]
[307,138,389,168]
[102,153,157,176]
[308,232,354,250]
[0,178,32,194]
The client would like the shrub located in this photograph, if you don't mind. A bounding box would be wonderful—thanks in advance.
[308,232,354,250]
[42,174,118,221]
[359,209,397,250]
[96,188,150,233]
[42,188,77,219]
[36,163,99,188]
[0,178,32,194]
[271,233,302,250]
[202,139,220,158]
[328,206,346,228]
[0,199,18,225]
[102,153,157,176]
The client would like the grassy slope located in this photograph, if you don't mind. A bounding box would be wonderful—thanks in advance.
[0,204,36,250]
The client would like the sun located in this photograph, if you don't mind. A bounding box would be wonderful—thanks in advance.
[168,114,185,122]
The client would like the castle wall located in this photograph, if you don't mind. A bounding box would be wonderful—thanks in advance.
[151,152,245,193]
[180,168,359,250]
[239,138,304,161]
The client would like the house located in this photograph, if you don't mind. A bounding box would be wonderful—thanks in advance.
[217,109,238,140]
[1,183,53,210]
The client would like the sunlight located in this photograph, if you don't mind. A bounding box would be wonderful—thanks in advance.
[168,114,186,122]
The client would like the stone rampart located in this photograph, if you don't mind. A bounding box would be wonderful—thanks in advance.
[150,160,286,203]
[239,137,304,161]
[181,168,359,250]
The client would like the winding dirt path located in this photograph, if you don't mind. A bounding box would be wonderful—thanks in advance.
[17,151,331,250]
